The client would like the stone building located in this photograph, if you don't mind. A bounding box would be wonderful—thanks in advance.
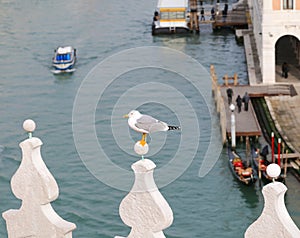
[249,0,300,83]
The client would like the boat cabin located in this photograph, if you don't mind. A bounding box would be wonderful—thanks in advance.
[152,0,190,35]
[55,46,73,61]
[52,46,76,73]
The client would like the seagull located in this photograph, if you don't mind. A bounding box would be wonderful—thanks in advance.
[123,110,180,146]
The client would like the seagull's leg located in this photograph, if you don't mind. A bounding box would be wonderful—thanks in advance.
[139,133,147,160]
[140,133,147,146]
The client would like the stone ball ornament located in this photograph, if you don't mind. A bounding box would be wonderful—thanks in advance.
[266,163,281,179]
[134,140,149,156]
[23,119,36,133]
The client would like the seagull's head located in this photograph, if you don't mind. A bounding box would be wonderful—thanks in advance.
[123,110,142,119]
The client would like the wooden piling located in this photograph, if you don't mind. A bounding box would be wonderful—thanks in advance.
[222,74,239,86]
[211,64,227,144]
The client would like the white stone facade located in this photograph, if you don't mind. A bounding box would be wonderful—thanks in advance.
[249,0,300,84]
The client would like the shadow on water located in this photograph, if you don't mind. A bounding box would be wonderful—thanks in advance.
[237,183,261,209]
[152,33,198,43]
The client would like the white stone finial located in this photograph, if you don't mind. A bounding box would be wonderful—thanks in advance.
[245,182,300,238]
[134,141,149,157]
[2,136,76,237]
[23,119,36,138]
[117,159,173,238]
[266,163,281,181]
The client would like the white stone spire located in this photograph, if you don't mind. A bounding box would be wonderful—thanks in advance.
[116,159,173,238]
[2,120,76,238]
[245,181,300,238]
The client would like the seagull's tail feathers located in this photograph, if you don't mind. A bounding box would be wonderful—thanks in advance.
[168,125,181,131]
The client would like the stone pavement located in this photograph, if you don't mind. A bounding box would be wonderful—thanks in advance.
[243,29,300,154]
[267,84,300,153]
[267,38,300,154]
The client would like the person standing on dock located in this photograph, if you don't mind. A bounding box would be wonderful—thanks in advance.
[153,11,160,22]
[236,95,242,113]
[242,92,250,111]
[200,8,205,21]
[210,7,215,20]
[189,0,199,32]
[226,87,233,105]
[222,3,228,22]
[282,62,289,78]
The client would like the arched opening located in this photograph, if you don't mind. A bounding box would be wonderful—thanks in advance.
[275,35,300,83]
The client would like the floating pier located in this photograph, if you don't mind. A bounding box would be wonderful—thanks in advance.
[152,1,249,35]
[212,10,249,30]
[211,65,294,144]
[194,11,248,31]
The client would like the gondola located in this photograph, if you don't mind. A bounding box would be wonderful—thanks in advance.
[251,145,285,184]
[251,146,270,184]
[228,147,257,185]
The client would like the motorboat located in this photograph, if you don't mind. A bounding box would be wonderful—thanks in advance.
[52,46,76,74]
[152,0,191,35]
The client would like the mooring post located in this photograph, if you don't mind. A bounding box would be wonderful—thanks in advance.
[278,138,281,167]
[234,73,238,85]
[224,74,228,86]
[271,132,275,163]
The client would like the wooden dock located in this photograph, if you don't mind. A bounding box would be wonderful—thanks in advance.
[220,85,292,138]
[221,86,261,138]
[212,10,249,30]
[188,1,250,31]
[211,65,294,143]
[196,10,249,30]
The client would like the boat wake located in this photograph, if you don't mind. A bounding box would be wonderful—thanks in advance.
[51,68,76,74]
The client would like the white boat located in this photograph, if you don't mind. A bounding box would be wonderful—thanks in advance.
[152,0,190,35]
[52,46,76,74]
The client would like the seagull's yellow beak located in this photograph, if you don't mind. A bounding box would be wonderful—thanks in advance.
[123,114,129,118]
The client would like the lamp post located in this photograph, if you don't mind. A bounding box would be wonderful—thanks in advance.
[229,103,236,149]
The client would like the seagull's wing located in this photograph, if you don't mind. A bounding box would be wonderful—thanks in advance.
[136,115,169,133]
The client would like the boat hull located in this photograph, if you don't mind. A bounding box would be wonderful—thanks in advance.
[251,147,285,184]
[152,24,191,35]
[53,62,76,71]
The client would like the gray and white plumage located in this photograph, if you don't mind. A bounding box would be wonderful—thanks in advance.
[125,110,180,134]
